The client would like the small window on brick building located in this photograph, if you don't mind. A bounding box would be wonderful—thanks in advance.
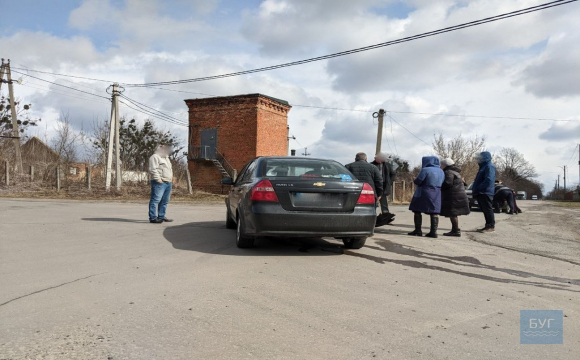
[69,167,77,175]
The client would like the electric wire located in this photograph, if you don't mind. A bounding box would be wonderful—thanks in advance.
[11,69,110,100]
[12,65,116,83]
[387,113,430,146]
[566,144,579,165]
[389,115,399,156]
[124,0,578,87]
[118,99,188,127]
[19,83,111,105]
[119,94,187,125]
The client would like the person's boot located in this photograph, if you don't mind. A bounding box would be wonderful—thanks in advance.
[407,213,422,236]
[443,229,461,237]
[425,216,439,238]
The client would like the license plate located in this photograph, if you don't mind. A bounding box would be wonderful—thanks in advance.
[292,192,343,208]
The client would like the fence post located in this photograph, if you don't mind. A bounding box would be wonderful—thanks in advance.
[56,167,60,191]
[4,160,8,186]
[86,166,91,190]
[391,182,395,203]
[185,169,193,195]
[30,165,34,182]
[402,181,406,202]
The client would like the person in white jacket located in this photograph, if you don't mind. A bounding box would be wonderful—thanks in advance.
[148,145,174,223]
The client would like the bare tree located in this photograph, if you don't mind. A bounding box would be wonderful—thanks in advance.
[495,147,537,185]
[51,113,81,163]
[432,133,486,183]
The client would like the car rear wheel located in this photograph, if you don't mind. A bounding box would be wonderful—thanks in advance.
[236,214,255,248]
[342,237,367,249]
[226,207,236,229]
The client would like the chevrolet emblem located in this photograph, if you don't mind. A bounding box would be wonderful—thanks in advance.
[313,182,326,187]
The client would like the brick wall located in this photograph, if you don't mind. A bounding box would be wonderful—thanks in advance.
[185,94,291,193]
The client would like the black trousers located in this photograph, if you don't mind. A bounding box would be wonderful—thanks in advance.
[477,194,495,227]
[494,190,515,212]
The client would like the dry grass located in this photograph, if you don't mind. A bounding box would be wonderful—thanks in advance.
[0,176,226,203]
[550,201,580,208]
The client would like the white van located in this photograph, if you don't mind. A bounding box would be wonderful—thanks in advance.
[531,195,538,200]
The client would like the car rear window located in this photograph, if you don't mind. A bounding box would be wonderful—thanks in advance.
[260,159,354,180]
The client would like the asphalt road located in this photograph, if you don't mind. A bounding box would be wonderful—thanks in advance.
[1,198,579,359]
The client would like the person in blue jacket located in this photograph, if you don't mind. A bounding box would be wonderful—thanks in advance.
[472,151,496,232]
[408,156,445,238]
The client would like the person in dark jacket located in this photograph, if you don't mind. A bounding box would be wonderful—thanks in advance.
[439,158,470,237]
[345,152,383,199]
[408,156,445,238]
[472,151,496,232]
[371,152,396,225]
[493,181,515,214]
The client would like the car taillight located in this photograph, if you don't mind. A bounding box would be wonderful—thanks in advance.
[250,180,279,202]
[356,183,375,204]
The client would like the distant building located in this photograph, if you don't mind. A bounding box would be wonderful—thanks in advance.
[185,93,291,193]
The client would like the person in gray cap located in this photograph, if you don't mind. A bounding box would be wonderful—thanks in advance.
[439,158,470,236]
[371,152,397,226]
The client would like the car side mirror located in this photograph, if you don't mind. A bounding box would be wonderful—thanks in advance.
[221,177,234,185]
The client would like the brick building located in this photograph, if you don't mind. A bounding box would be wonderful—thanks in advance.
[185,93,291,193]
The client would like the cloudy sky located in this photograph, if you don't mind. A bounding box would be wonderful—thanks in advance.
[1,0,579,191]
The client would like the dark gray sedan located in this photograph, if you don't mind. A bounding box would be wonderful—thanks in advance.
[222,157,377,249]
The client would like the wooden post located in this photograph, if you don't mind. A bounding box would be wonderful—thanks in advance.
[86,166,91,190]
[185,169,193,195]
[4,160,8,186]
[56,167,60,191]
[402,181,406,202]
[29,165,34,182]
[391,182,395,203]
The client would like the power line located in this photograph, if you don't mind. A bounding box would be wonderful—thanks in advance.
[118,99,188,127]
[118,95,187,127]
[567,144,579,165]
[19,82,110,105]
[389,115,398,156]
[11,69,110,100]
[119,94,187,125]
[12,66,115,83]
[124,0,578,87]
[387,113,430,146]
[387,110,578,122]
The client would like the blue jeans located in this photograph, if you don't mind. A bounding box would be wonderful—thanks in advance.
[149,181,172,221]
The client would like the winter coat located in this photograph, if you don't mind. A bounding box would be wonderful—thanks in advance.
[440,165,470,217]
[345,160,383,197]
[472,151,496,196]
[149,154,173,182]
[409,156,445,214]
[371,160,396,196]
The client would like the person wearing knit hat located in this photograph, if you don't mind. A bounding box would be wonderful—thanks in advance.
[439,158,470,236]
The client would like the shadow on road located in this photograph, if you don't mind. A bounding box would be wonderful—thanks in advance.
[163,221,344,256]
[82,218,149,224]
[345,239,580,293]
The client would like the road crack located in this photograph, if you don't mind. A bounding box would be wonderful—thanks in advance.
[0,273,104,307]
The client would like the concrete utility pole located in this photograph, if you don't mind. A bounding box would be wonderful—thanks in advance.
[557,174,560,190]
[1,60,24,174]
[373,109,386,155]
[563,165,567,192]
[105,83,122,191]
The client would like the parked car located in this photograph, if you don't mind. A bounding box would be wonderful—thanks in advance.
[222,157,377,249]
[465,182,480,211]
[532,195,538,200]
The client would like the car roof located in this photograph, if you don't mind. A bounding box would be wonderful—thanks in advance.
[256,156,342,162]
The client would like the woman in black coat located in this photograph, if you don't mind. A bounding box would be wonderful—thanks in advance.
[440,158,470,237]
